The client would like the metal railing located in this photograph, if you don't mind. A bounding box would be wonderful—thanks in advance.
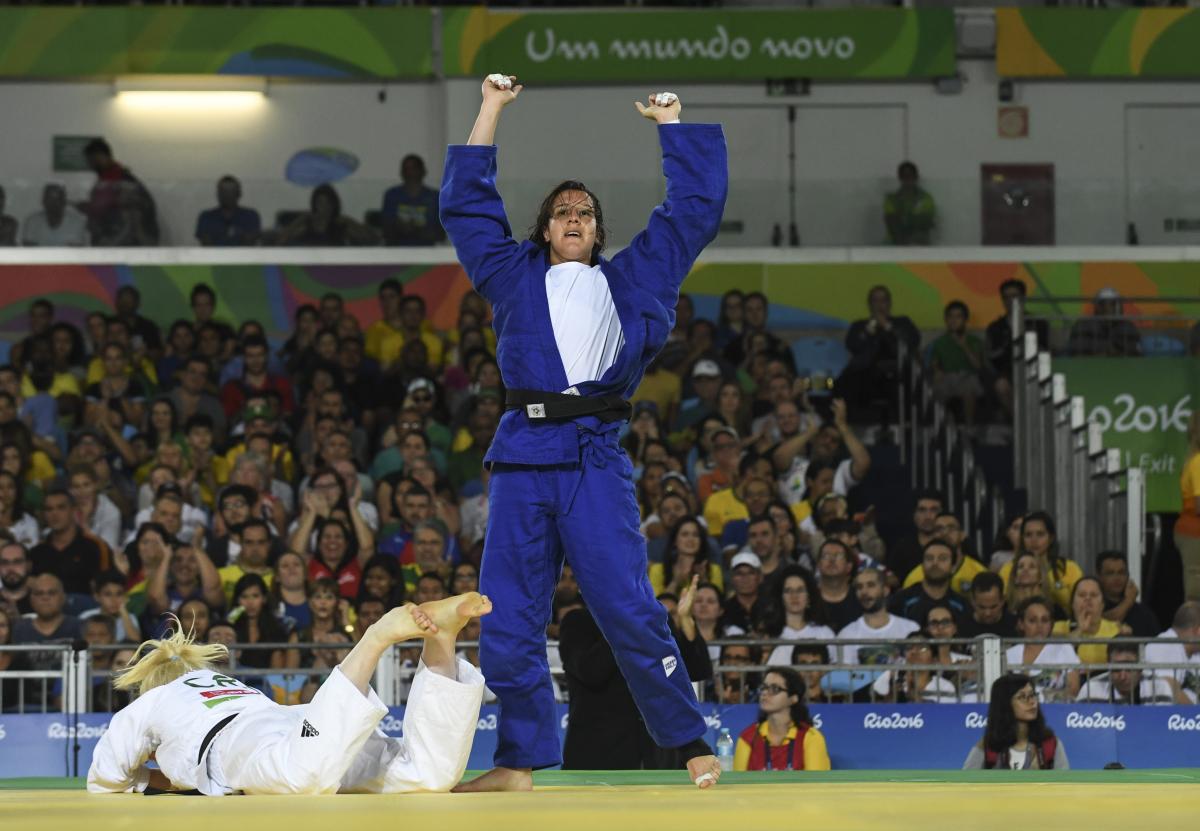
[1011,300,1147,581]
[0,644,87,715]
[4,635,1195,712]
[899,341,1006,559]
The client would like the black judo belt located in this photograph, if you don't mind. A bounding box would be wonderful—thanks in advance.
[142,712,239,796]
[506,389,631,423]
[197,712,239,764]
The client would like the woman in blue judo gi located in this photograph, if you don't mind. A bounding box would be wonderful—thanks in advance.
[441,74,728,791]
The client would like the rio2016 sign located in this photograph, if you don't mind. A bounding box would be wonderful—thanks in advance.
[1058,358,1199,512]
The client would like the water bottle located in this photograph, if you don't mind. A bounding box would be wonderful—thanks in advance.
[716,728,735,772]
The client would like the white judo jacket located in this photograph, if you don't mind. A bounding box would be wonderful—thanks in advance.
[88,669,277,795]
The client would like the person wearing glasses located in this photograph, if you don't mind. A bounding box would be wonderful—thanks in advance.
[733,667,831,771]
[964,673,1069,769]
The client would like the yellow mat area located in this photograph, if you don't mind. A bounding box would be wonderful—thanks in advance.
[4,782,1198,831]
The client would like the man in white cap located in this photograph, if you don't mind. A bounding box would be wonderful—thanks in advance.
[677,358,724,429]
[1067,287,1142,357]
[722,550,769,633]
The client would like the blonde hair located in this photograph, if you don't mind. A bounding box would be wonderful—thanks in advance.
[1005,552,1056,615]
[113,615,228,695]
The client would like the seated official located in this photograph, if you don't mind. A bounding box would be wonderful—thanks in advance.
[734,667,830,771]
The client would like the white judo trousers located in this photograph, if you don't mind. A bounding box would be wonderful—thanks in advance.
[209,659,486,794]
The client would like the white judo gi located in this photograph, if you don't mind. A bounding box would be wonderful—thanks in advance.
[87,659,485,796]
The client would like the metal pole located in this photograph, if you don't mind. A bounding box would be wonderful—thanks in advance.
[1012,299,1026,483]
[1035,353,1054,513]
[980,636,1004,702]
[375,644,401,707]
[1087,422,1106,560]
[898,341,908,467]
[1051,374,1071,553]
[1126,468,1146,588]
[1069,396,1089,570]
[1019,332,1039,497]
[1106,448,1123,551]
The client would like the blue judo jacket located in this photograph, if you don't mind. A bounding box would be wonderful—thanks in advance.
[440,123,728,467]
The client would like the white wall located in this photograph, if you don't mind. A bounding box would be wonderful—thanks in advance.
[3,63,1200,247]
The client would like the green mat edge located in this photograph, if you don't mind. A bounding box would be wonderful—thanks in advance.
[6,769,1200,790]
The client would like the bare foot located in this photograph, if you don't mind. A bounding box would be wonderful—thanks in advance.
[452,766,532,793]
[374,603,435,644]
[687,755,721,789]
[419,592,493,637]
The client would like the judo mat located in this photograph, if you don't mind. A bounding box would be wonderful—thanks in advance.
[4,770,1198,831]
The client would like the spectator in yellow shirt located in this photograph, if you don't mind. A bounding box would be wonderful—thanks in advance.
[903,511,987,596]
[998,511,1082,616]
[631,354,682,431]
[84,317,158,389]
[1051,576,1124,665]
[216,519,275,607]
[649,516,723,596]
[366,293,443,370]
[220,403,295,485]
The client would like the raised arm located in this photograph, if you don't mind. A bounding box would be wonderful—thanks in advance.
[613,93,728,315]
[440,75,527,301]
[467,74,522,146]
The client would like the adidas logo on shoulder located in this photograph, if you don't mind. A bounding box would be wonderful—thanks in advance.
[300,720,320,738]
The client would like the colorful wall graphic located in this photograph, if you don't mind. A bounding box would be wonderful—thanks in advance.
[997,8,1200,78]
[0,8,433,79]
[1,260,1195,344]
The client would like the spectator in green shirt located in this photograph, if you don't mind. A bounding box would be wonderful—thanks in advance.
[930,301,985,427]
[884,161,936,245]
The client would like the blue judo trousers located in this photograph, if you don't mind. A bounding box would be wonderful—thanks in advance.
[440,122,728,769]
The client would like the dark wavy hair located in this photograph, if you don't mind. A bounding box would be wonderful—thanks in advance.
[1020,510,1067,579]
[50,322,88,368]
[311,183,342,219]
[231,572,289,644]
[662,516,711,589]
[765,564,828,635]
[527,180,607,264]
[359,553,406,608]
[0,469,26,522]
[756,666,814,728]
[983,672,1055,756]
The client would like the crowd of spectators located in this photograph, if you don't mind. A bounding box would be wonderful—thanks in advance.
[0,140,446,248]
[0,277,1196,726]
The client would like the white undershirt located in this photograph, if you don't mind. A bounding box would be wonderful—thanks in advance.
[545,261,625,388]
[1007,747,1028,769]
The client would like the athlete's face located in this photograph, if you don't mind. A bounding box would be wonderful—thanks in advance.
[543,190,597,266]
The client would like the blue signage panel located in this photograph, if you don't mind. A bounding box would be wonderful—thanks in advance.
[3,704,1198,778]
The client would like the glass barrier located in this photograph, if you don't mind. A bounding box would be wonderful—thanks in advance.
[1024,298,1200,359]
[4,173,1197,250]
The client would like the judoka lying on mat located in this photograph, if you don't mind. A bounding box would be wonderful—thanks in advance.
[87,593,492,795]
